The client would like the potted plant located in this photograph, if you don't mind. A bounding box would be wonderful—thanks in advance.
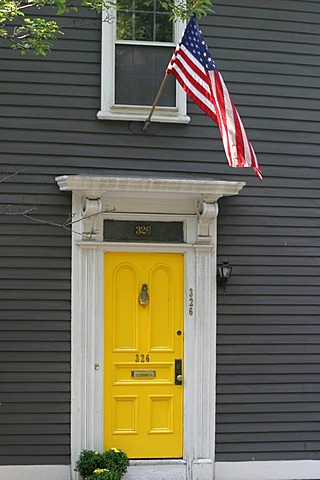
[76,448,129,480]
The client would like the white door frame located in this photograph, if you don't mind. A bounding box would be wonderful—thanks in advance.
[56,176,245,480]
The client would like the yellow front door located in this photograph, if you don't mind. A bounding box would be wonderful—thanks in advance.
[104,252,184,459]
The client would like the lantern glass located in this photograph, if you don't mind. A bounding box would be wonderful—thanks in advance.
[219,262,232,279]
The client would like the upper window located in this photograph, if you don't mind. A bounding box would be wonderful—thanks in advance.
[97,0,189,123]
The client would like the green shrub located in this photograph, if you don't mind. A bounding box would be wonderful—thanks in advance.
[76,450,105,478]
[75,448,129,480]
[86,469,121,480]
[101,448,129,477]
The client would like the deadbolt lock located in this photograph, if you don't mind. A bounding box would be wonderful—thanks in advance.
[175,359,183,385]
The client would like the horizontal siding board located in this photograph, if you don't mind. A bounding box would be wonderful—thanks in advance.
[216,452,320,462]
[0,61,98,79]
[3,117,320,137]
[1,83,98,97]
[0,332,70,341]
[218,404,320,414]
[0,435,70,445]
[0,342,70,351]
[0,257,70,268]
[0,456,70,465]
[217,384,320,394]
[0,237,71,247]
[0,300,69,310]
[220,0,319,12]
[0,248,70,258]
[219,325,320,335]
[0,413,69,423]
[0,321,70,331]
[217,433,320,443]
[217,344,320,354]
[217,296,320,306]
[0,311,70,321]
[218,316,320,325]
[0,393,70,402]
[2,121,320,146]
[219,355,320,365]
[1,362,70,372]
[216,442,320,453]
[0,351,70,361]
[217,413,320,424]
[2,281,70,291]
[0,383,70,393]
[216,374,320,384]
[1,403,70,413]
[213,37,320,57]
[217,393,320,404]
[0,445,69,455]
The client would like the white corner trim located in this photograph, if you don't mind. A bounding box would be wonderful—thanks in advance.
[0,465,71,480]
[215,460,320,480]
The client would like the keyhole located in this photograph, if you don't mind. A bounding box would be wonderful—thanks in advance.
[177,330,182,336]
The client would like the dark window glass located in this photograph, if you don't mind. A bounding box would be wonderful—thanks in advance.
[115,44,176,106]
[104,220,184,243]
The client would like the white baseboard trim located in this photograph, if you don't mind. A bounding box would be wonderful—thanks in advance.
[2,460,320,480]
[0,465,71,480]
[215,460,320,480]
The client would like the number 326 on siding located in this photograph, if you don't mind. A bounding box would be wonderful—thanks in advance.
[189,288,194,316]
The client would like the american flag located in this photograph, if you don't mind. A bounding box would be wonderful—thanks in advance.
[166,16,263,181]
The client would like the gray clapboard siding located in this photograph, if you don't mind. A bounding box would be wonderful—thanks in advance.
[0,178,71,464]
[214,0,320,461]
[0,0,320,467]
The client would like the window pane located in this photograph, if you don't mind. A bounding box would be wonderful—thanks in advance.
[134,12,154,41]
[117,0,132,8]
[117,0,172,42]
[117,11,133,39]
[135,0,153,11]
[115,45,176,106]
[156,13,172,42]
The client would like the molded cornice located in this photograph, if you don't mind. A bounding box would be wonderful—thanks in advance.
[56,175,245,204]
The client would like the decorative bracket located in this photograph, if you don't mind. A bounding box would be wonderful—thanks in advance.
[197,200,219,244]
[81,197,102,240]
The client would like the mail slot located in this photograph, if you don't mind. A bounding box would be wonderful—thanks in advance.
[131,370,156,378]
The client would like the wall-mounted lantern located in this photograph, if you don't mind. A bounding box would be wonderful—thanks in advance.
[217,261,232,294]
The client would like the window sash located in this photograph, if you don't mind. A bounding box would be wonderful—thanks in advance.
[97,5,190,124]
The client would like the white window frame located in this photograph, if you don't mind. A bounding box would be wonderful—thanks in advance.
[97,5,190,124]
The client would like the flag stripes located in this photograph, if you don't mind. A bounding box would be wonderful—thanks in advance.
[166,16,262,180]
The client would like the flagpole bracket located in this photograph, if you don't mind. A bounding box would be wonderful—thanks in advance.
[142,119,151,132]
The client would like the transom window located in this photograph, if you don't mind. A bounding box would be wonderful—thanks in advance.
[98,0,190,123]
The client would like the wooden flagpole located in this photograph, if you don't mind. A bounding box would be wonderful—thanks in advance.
[142,73,170,131]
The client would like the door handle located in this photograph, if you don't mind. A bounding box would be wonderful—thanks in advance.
[175,359,183,385]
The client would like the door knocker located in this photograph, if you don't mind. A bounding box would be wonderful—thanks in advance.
[139,284,149,306]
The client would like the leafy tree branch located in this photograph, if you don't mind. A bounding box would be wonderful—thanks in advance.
[0,0,214,55]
